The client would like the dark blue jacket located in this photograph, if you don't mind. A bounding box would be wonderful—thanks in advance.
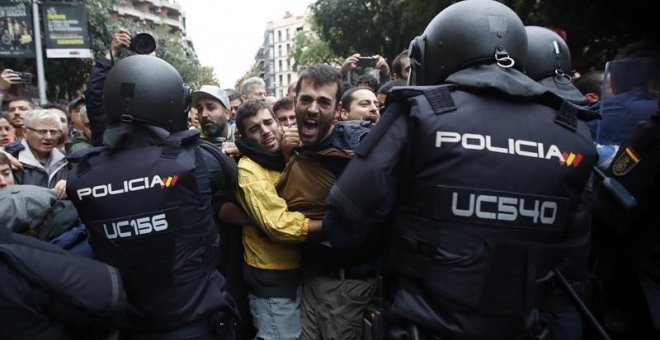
[0,227,125,340]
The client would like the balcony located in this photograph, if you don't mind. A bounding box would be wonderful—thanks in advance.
[162,17,183,31]
[160,0,182,15]
[116,6,144,20]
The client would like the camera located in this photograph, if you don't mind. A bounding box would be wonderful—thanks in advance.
[356,57,377,68]
[12,71,32,84]
[129,33,156,55]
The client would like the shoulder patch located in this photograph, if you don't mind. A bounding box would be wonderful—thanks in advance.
[612,146,641,176]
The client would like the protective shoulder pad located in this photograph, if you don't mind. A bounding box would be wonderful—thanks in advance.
[356,85,455,158]
[555,100,579,132]
[388,85,456,115]
[537,92,579,131]
[161,129,201,159]
[69,146,109,176]
[67,145,108,162]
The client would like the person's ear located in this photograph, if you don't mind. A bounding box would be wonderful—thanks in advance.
[336,102,347,121]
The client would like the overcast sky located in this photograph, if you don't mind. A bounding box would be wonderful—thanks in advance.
[179,0,313,88]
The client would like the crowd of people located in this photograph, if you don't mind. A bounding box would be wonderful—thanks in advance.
[1,0,659,339]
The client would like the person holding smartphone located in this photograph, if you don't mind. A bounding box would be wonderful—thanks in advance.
[339,53,391,88]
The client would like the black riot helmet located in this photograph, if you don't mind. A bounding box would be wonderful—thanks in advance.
[525,26,573,83]
[408,0,527,86]
[104,55,189,132]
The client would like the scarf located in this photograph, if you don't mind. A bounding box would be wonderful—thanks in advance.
[235,138,285,172]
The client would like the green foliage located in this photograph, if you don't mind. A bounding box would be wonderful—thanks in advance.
[2,0,209,102]
[290,30,342,70]
[308,0,656,75]
[308,0,452,67]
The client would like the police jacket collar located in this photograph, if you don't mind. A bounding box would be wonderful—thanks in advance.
[103,123,174,148]
[446,63,550,98]
[536,75,588,105]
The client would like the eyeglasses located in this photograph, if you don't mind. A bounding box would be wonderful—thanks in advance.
[26,127,62,137]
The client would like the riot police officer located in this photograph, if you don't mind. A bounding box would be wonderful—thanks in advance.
[525,25,588,105]
[525,25,598,340]
[66,55,238,339]
[590,47,660,339]
[323,0,598,339]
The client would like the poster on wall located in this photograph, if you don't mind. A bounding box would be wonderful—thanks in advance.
[43,3,92,58]
[0,2,34,58]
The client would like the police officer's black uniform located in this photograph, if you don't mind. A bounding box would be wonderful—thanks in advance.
[591,114,660,339]
[525,25,600,340]
[66,55,238,339]
[323,1,598,339]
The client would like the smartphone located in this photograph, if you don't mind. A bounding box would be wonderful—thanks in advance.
[356,57,376,68]
[13,71,32,84]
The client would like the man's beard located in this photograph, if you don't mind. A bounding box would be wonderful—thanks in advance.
[201,121,227,138]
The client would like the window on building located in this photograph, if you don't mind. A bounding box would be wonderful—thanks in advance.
[286,43,290,56]
[287,73,292,84]
[278,30,282,42]
[279,74,284,86]
[278,60,283,72]
[286,59,291,71]
[278,45,282,57]
[286,28,290,40]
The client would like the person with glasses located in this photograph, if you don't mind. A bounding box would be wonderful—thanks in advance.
[3,108,68,198]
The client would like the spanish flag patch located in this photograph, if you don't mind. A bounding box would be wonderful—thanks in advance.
[612,146,641,176]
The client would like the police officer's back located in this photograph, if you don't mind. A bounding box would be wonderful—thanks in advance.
[323,1,598,339]
[66,55,237,339]
[524,25,598,340]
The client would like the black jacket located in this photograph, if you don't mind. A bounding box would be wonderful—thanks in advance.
[84,56,113,146]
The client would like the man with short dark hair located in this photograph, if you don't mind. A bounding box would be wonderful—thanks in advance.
[6,96,33,138]
[224,88,242,127]
[338,87,381,124]
[272,96,296,127]
[391,49,411,81]
[234,99,322,340]
[276,64,377,340]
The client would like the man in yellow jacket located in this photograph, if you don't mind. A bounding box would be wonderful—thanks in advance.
[234,99,322,339]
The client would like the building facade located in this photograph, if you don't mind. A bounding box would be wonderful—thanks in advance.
[254,11,309,98]
[113,0,193,50]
